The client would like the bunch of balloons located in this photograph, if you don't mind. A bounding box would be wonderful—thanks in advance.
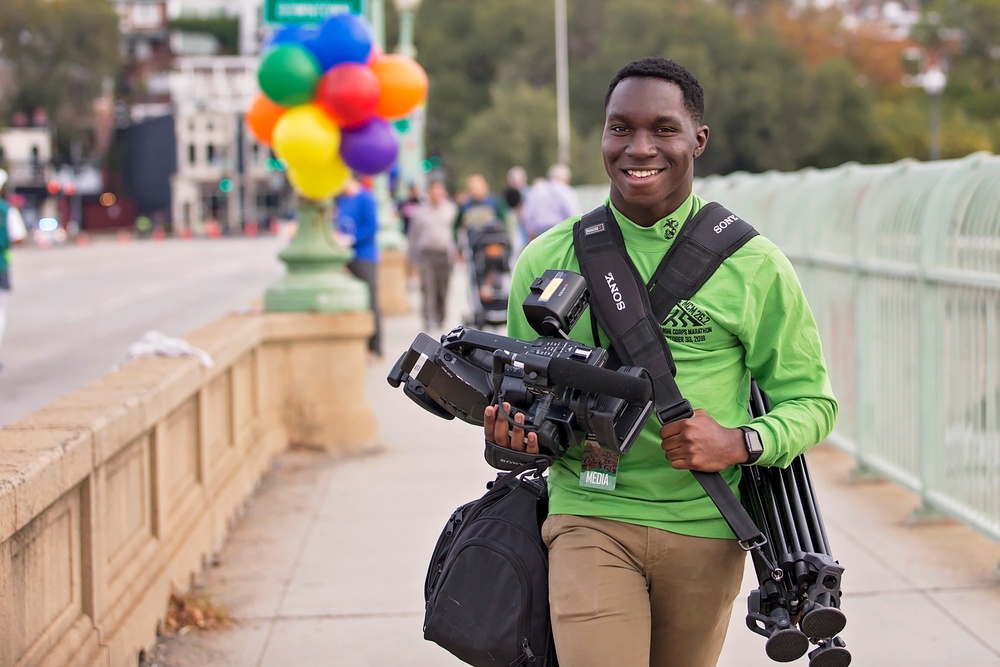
[245,13,428,200]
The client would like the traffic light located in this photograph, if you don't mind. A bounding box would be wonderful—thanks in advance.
[420,155,442,173]
[219,178,234,193]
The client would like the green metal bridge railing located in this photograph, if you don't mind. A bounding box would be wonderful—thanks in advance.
[577,153,1000,543]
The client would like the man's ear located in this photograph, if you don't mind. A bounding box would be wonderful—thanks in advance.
[694,125,709,158]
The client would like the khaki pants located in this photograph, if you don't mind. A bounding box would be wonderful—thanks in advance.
[541,514,746,667]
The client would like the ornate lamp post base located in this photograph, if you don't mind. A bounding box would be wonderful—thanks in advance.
[264,197,370,313]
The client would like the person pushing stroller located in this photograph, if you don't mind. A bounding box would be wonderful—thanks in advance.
[453,173,511,327]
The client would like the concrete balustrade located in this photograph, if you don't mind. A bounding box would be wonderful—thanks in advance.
[378,248,412,316]
[0,311,376,667]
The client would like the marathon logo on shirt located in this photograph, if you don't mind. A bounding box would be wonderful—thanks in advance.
[583,223,606,236]
[661,300,713,343]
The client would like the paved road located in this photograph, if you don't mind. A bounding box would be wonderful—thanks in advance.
[0,236,287,426]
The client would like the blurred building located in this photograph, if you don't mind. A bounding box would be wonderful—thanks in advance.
[106,0,285,232]
[170,56,283,234]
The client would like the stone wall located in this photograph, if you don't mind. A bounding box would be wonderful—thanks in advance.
[0,311,376,667]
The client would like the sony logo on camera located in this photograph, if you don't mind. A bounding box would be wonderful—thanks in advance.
[605,272,626,311]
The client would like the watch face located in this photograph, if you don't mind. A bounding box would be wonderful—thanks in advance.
[743,427,763,461]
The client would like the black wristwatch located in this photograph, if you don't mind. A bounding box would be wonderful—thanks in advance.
[739,426,764,464]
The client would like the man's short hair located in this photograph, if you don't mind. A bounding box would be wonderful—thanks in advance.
[605,57,705,124]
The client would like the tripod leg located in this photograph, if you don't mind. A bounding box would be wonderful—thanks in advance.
[808,636,851,667]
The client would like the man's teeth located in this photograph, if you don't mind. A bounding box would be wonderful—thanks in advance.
[626,169,660,178]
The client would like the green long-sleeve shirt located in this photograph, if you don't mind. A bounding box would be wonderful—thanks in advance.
[506,193,838,539]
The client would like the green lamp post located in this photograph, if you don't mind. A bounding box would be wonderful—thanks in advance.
[364,0,407,251]
[392,0,425,199]
[261,1,374,313]
[263,195,369,312]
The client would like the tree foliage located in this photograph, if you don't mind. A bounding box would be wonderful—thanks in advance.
[399,0,998,185]
[0,0,121,161]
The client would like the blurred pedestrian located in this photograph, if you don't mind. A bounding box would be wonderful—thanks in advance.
[407,180,458,329]
[0,169,28,371]
[502,165,529,256]
[452,173,506,240]
[521,163,581,241]
[396,182,423,286]
[453,173,508,305]
[335,175,382,358]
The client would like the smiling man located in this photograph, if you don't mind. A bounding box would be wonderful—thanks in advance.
[484,57,837,666]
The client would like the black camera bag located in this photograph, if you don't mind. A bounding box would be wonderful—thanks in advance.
[423,460,557,667]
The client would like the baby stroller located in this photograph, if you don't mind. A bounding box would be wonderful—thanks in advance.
[460,220,512,328]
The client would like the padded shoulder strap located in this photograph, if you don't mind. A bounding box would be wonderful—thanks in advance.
[648,202,758,322]
[573,206,691,423]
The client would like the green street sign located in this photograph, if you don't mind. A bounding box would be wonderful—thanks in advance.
[264,0,363,24]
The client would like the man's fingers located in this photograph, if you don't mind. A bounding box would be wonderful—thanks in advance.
[510,412,526,452]
[525,431,539,454]
[493,403,511,446]
[486,403,539,453]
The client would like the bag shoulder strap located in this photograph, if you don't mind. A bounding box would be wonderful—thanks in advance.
[572,202,765,549]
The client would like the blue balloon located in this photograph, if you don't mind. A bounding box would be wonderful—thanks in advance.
[261,24,320,53]
[310,13,373,71]
[340,117,398,175]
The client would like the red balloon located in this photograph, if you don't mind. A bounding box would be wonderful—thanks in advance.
[316,63,381,128]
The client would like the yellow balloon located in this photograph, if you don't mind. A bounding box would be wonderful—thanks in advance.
[287,157,351,200]
[271,103,341,167]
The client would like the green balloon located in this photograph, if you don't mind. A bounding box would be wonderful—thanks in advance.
[258,44,321,107]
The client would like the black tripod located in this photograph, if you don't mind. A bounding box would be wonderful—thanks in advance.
[739,382,851,666]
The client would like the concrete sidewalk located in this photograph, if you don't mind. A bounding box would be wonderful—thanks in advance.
[146,279,1000,667]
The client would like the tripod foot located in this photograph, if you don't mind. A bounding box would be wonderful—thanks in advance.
[808,637,851,667]
[765,627,810,662]
[801,606,847,640]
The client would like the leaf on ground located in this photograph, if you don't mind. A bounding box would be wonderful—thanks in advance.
[162,591,234,634]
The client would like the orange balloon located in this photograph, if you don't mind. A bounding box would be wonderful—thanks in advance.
[370,54,428,120]
[246,94,287,145]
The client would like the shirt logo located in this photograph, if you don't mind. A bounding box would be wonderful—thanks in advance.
[661,301,713,343]
[663,218,679,240]
[584,223,605,236]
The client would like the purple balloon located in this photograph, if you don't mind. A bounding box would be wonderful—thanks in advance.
[340,118,399,175]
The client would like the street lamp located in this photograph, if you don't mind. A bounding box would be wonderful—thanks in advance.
[394,0,420,59]
[555,0,570,166]
[922,64,946,161]
[393,0,424,197]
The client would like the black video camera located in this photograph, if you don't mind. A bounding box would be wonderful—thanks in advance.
[386,270,654,469]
